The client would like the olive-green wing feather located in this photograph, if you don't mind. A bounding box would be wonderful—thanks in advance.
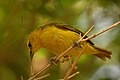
[48,22,94,45]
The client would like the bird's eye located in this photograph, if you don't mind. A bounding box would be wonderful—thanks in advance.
[28,42,32,48]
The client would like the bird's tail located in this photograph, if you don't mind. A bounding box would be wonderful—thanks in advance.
[92,46,112,61]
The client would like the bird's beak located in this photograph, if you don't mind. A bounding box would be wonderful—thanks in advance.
[30,49,34,61]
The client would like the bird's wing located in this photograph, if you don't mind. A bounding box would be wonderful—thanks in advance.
[54,22,94,45]
[40,22,94,45]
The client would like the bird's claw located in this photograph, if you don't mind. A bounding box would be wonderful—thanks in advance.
[50,56,59,65]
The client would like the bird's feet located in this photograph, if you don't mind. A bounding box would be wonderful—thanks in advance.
[50,55,71,65]
[50,56,59,65]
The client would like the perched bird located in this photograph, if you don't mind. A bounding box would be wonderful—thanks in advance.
[27,22,112,61]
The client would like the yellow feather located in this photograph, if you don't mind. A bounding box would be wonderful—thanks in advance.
[28,22,112,60]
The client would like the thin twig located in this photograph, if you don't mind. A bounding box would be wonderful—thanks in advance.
[30,63,34,77]
[67,71,79,80]
[77,25,94,43]
[82,21,120,42]
[34,74,50,80]
[28,64,52,80]
[63,45,87,80]
[21,76,24,80]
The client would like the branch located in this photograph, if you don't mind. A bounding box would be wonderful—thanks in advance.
[77,25,94,43]
[67,71,79,80]
[28,64,52,80]
[82,21,120,42]
[34,74,50,80]
[63,45,87,80]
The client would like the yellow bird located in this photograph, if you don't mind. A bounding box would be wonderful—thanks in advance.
[27,22,112,61]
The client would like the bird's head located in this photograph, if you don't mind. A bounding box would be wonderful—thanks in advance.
[27,29,42,61]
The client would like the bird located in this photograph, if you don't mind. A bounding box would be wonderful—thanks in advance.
[27,22,112,61]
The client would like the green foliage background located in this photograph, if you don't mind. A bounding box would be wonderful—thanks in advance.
[0,0,120,80]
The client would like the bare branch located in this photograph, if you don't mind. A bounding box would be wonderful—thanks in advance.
[28,64,52,80]
[67,71,79,80]
[34,74,50,80]
[77,25,94,43]
[63,45,87,80]
[82,21,120,42]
